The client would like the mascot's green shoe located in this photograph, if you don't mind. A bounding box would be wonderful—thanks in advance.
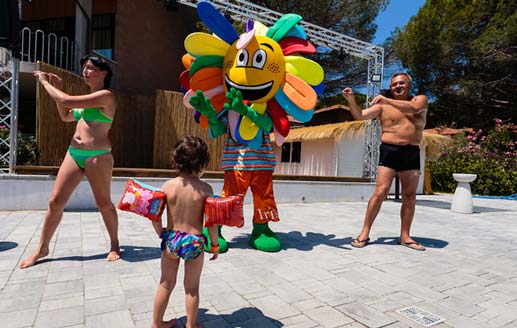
[203,226,228,253]
[250,223,281,252]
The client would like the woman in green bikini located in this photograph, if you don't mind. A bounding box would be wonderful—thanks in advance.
[20,55,120,268]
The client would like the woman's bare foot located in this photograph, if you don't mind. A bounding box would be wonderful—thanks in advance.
[107,241,120,261]
[19,247,49,269]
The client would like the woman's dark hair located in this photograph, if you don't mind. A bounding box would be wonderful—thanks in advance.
[80,54,113,89]
[171,135,210,174]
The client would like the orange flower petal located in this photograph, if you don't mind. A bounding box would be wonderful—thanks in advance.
[182,54,195,69]
[281,73,317,110]
[190,67,223,91]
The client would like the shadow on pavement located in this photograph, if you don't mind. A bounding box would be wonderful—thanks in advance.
[37,253,107,265]
[415,199,512,213]
[373,236,449,249]
[226,231,353,251]
[174,307,283,327]
[0,241,18,252]
[120,245,161,262]
[36,245,161,264]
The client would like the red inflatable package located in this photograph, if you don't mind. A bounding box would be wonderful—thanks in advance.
[204,195,244,228]
[117,178,166,222]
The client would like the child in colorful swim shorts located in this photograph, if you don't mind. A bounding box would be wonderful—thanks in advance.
[151,135,219,328]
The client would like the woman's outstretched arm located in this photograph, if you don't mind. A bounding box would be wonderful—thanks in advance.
[34,71,115,121]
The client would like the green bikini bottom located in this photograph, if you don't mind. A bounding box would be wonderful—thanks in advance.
[68,146,111,169]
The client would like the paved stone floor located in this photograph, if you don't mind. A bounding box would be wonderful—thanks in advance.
[0,194,516,328]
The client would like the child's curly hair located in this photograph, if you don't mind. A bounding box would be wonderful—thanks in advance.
[171,135,210,174]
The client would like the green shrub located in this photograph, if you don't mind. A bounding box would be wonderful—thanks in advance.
[428,119,517,196]
[0,125,39,168]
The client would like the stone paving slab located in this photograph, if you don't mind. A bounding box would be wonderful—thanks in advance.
[1,194,517,327]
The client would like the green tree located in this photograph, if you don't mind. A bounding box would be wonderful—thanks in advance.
[390,0,517,129]
[245,0,389,96]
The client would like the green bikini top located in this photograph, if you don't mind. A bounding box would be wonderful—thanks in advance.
[73,107,113,123]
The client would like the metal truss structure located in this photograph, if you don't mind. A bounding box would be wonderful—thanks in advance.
[177,0,383,179]
[0,49,19,174]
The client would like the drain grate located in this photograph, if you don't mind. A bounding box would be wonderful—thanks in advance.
[397,306,445,327]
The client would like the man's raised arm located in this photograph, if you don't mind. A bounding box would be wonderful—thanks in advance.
[372,94,428,115]
[342,88,382,121]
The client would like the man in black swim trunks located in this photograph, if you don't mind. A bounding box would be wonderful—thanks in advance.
[342,72,428,251]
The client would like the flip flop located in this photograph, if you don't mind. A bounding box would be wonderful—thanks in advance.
[351,237,370,248]
[398,241,426,251]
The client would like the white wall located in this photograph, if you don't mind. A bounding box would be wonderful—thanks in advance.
[273,134,425,194]
[274,135,365,178]
[274,139,336,176]
[0,175,376,211]
[336,133,365,177]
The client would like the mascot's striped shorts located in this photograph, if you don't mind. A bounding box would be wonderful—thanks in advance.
[221,133,279,224]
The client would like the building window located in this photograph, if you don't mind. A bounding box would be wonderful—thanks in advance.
[280,142,301,163]
[91,14,114,59]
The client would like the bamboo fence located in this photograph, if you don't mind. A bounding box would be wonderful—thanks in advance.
[36,62,87,165]
[153,90,224,170]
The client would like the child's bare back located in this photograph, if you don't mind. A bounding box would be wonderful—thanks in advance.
[161,175,213,235]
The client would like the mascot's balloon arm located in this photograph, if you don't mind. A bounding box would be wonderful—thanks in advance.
[208,118,226,138]
[208,108,228,139]
[189,90,217,118]
[224,93,273,131]
[188,90,226,138]
[243,107,273,131]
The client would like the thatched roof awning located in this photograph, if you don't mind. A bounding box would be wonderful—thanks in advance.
[271,121,366,143]
[421,133,452,160]
[271,121,453,161]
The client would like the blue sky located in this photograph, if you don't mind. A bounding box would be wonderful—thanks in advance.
[373,0,426,44]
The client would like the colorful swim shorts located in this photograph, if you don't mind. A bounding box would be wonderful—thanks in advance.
[160,230,205,260]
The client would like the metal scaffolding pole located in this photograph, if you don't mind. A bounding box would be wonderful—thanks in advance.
[0,49,19,174]
[9,57,19,174]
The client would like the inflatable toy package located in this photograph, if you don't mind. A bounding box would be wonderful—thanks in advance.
[204,195,244,228]
[118,179,166,222]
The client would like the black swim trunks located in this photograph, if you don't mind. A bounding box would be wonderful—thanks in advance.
[378,143,420,172]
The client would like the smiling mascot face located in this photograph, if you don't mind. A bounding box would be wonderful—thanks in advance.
[223,35,285,104]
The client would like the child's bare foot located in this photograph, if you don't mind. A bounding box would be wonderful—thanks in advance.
[186,322,203,328]
[19,247,49,269]
[107,241,120,261]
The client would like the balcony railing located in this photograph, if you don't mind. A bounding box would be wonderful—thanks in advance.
[20,27,77,71]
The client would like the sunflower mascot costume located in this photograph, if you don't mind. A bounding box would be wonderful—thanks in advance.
[180,2,324,252]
